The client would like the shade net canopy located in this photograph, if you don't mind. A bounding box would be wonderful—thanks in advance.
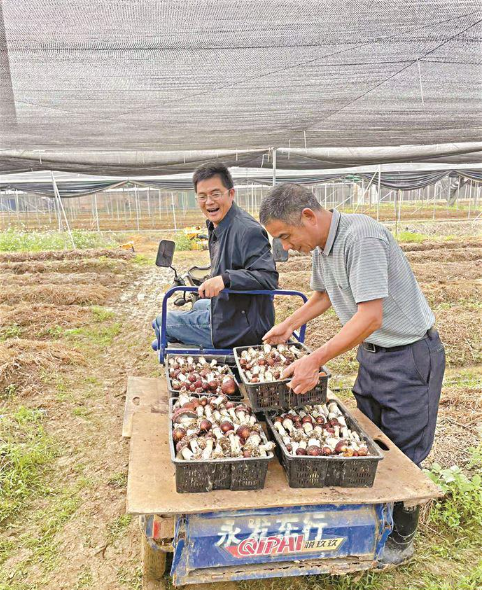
[0,163,480,198]
[0,0,481,175]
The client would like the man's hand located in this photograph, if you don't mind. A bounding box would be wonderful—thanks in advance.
[263,322,294,344]
[198,276,225,298]
[283,352,321,395]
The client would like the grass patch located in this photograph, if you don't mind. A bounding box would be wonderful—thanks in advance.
[72,406,91,419]
[107,514,132,541]
[0,406,57,525]
[65,322,122,346]
[395,231,427,243]
[174,233,194,251]
[116,565,142,588]
[0,229,117,252]
[17,489,82,574]
[132,253,152,265]
[425,449,481,544]
[0,324,22,341]
[74,567,93,589]
[107,471,128,489]
[444,366,482,388]
[91,306,116,322]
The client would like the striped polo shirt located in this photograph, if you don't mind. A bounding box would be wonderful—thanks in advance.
[310,210,434,347]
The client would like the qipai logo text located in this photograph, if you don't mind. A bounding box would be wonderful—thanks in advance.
[223,534,344,558]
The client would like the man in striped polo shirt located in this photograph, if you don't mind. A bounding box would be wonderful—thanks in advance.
[260,183,445,566]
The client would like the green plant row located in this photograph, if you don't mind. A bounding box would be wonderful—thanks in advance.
[0,228,117,251]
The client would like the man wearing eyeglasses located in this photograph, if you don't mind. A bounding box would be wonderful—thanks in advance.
[165,162,278,349]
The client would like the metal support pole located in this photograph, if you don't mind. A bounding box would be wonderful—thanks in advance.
[94,193,100,232]
[433,182,437,220]
[147,187,151,223]
[55,189,62,231]
[272,149,277,187]
[134,185,140,231]
[397,189,402,232]
[51,172,76,248]
[377,165,381,222]
[14,189,20,221]
[468,181,472,219]
[171,192,177,231]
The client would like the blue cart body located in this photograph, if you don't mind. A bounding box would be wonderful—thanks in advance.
[167,503,392,585]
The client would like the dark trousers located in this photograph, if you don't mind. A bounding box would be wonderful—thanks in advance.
[352,328,445,466]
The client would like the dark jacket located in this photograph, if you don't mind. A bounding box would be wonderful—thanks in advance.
[207,202,278,348]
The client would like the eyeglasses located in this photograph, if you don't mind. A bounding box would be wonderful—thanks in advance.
[196,189,230,202]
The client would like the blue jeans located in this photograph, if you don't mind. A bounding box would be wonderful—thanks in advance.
[160,298,213,348]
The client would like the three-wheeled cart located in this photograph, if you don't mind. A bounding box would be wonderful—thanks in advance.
[128,278,441,587]
[124,376,441,588]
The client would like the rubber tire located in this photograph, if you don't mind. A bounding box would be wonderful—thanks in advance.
[141,532,166,585]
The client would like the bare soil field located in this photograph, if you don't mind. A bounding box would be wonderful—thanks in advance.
[0,248,134,263]
[1,258,133,275]
[0,284,116,306]
[0,227,480,590]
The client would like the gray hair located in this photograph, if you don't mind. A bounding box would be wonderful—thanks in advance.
[259,183,322,225]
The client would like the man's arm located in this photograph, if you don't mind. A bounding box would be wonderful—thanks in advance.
[223,225,278,290]
[263,290,332,344]
[284,299,383,394]
[199,225,278,297]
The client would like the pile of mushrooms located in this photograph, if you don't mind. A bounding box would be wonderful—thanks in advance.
[237,344,307,384]
[172,392,275,461]
[271,402,370,457]
[168,356,238,396]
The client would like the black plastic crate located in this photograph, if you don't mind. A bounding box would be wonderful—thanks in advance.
[169,399,273,493]
[265,399,383,488]
[165,353,242,400]
[233,342,330,411]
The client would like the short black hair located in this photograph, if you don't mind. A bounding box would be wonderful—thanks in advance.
[192,162,234,192]
[259,183,322,225]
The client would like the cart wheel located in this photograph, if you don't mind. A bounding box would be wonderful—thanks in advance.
[141,531,167,587]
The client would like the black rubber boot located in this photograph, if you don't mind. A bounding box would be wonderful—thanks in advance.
[378,502,420,567]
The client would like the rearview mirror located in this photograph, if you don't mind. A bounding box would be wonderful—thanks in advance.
[156,240,176,267]
[272,238,288,262]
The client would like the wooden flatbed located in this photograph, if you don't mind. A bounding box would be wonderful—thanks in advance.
[125,377,442,517]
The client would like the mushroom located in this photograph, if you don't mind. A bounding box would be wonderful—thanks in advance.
[172,427,187,443]
[258,442,275,456]
[228,432,241,455]
[307,445,322,456]
[176,440,193,460]
[282,416,294,433]
[172,408,198,426]
[236,425,251,442]
[273,422,286,437]
[199,419,212,433]
[334,439,349,454]
[220,420,234,434]
[221,376,237,395]
[245,432,262,448]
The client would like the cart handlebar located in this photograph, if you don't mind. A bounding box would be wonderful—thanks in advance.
[156,287,308,363]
